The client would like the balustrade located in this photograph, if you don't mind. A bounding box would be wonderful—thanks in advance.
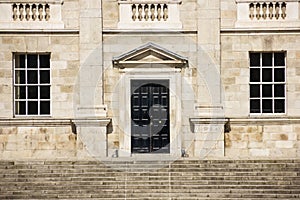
[118,0,182,29]
[0,0,64,29]
[12,3,50,21]
[249,2,286,20]
[235,0,300,28]
[131,3,168,22]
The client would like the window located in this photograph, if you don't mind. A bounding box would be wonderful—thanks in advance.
[249,52,286,114]
[14,53,51,116]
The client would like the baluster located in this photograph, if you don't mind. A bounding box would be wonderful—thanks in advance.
[138,4,143,21]
[150,4,155,21]
[19,4,24,21]
[163,4,168,21]
[157,4,162,21]
[132,4,137,21]
[12,4,18,20]
[268,3,273,19]
[281,2,286,19]
[275,2,280,19]
[144,4,149,21]
[262,3,267,19]
[38,4,43,21]
[45,4,50,21]
[249,3,255,20]
[256,3,261,20]
[25,4,30,21]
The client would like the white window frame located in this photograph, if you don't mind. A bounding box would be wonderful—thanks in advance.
[249,52,286,115]
[13,53,51,117]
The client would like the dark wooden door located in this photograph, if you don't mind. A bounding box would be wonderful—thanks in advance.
[131,80,170,153]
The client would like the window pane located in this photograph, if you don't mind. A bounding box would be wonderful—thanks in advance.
[27,70,38,84]
[27,55,38,68]
[28,86,38,99]
[15,55,25,68]
[250,68,260,82]
[40,101,50,115]
[15,101,26,115]
[274,53,285,66]
[262,53,272,66]
[15,86,26,99]
[274,84,285,97]
[262,68,272,82]
[250,84,260,98]
[274,68,285,82]
[250,99,260,113]
[40,55,50,68]
[262,99,273,113]
[28,101,38,115]
[262,84,272,97]
[250,53,260,66]
[40,86,50,99]
[40,70,50,84]
[275,99,285,113]
[15,70,25,84]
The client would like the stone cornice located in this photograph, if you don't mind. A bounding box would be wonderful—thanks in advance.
[118,0,182,4]
[0,29,79,34]
[0,118,111,127]
[221,27,300,34]
[0,118,72,127]
[229,117,300,125]
[190,117,300,125]
[0,0,63,4]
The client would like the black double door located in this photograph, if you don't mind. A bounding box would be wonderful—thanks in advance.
[131,80,170,153]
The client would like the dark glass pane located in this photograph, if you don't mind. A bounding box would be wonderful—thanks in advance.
[40,101,50,115]
[250,53,260,66]
[262,84,272,97]
[28,86,38,99]
[274,84,285,97]
[250,84,260,98]
[250,68,260,82]
[274,52,285,66]
[16,55,25,68]
[20,55,25,68]
[40,86,50,99]
[40,55,50,68]
[28,101,38,115]
[15,101,26,115]
[250,99,260,113]
[262,99,273,113]
[275,99,285,113]
[27,70,38,84]
[40,70,50,84]
[15,70,25,84]
[262,68,272,82]
[27,55,37,68]
[15,86,26,99]
[274,68,285,82]
[262,53,272,66]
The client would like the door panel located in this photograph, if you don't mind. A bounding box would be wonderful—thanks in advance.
[131,80,170,153]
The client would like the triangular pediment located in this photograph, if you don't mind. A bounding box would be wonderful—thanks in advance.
[112,43,188,68]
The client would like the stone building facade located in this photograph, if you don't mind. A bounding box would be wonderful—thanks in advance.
[0,0,299,160]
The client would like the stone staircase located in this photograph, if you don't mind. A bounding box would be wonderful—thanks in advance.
[0,159,299,199]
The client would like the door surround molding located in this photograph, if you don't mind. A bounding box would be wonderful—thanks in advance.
[112,43,187,159]
[118,71,182,158]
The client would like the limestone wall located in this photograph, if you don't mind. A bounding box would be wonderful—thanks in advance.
[221,34,300,117]
[221,33,300,158]
[0,35,79,118]
[225,123,300,158]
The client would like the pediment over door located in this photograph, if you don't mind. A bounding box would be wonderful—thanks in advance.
[112,42,188,69]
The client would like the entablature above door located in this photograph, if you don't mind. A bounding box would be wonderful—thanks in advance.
[112,42,188,69]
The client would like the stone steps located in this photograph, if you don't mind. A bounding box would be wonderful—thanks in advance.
[0,159,299,199]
